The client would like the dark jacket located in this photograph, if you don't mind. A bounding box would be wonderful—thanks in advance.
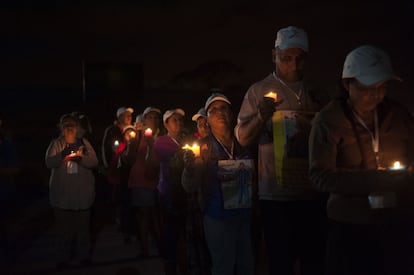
[101,122,123,169]
[309,97,414,224]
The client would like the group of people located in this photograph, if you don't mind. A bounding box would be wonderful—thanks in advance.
[44,25,414,275]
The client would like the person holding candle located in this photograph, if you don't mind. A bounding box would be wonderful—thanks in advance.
[45,113,98,267]
[235,26,326,275]
[101,106,135,242]
[102,107,134,170]
[153,108,188,275]
[182,93,255,275]
[309,45,414,275]
[124,106,162,258]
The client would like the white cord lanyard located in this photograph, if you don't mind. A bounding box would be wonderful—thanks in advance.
[351,108,380,166]
[168,135,180,147]
[272,71,303,103]
[216,138,234,160]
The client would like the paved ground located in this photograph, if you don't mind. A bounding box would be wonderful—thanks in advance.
[1,194,166,275]
[1,182,268,275]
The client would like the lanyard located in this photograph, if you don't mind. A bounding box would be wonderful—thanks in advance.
[272,71,303,103]
[215,137,234,160]
[168,135,180,147]
[351,108,380,165]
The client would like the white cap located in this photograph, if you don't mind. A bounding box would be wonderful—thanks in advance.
[275,26,308,52]
[122,125,136,134]
[342,45,402,86]
[116,107,134,118]
[163,108,185,123]
[142,106,161,117]
[135,114,143,123]
[204,93,231,111]
[192,108,207,122]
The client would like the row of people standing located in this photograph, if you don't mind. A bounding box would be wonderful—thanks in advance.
[102,106,163,257]
[182,25,414,275]
[101,104,210,274]
[234,25,414,275]
[44,24,414,275]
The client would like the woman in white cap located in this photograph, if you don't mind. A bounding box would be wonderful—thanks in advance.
[45,113,98,267]
[124,107,162,258]
[182,93,255,275]
[153,108,188,274]
[309,45,414,275]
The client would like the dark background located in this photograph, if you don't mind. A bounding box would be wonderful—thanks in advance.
[1,0,413,187]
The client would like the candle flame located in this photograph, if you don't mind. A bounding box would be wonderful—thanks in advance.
[182,143,200,157]
[264,91,277,101]
[144,128,153,137]
[393,161,401,169]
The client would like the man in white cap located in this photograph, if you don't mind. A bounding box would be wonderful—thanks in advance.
[235,26,326,275]
[309,45,414,275]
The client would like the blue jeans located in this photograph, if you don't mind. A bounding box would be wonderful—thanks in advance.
[203,214,254,275]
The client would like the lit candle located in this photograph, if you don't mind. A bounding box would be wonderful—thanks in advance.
[144,128,153,138]
[390,161,405,170]
[182,143,200,157]
[129,131,136,138]
[114,140,119,147]
[264,91,278,102]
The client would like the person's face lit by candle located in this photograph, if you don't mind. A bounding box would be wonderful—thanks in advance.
[164,113,184,139]
[207,101,232,131]
[273,47,307,83]
[61,117,79,144]
[196,116,209,138]
[143,111,161,134]
[345,79,388,114]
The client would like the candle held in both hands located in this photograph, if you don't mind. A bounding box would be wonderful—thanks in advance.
[182,143,200,158]
[390,161,405,171]
[144,128,153,138]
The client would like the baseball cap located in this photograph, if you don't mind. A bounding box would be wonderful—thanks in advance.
[135,114,143,123]
[122,125,136,134]
[163,108,185,123]
[274,26,308,52]
[342,45,402,86]
[116,107,134,118]
[204,93,231,111]
[143,107,161,117]
[59,113,78,125]
[192,108,207,122]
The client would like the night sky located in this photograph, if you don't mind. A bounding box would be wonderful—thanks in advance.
[1,0,413,166]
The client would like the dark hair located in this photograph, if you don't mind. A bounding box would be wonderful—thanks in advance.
[334,78,355,99]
